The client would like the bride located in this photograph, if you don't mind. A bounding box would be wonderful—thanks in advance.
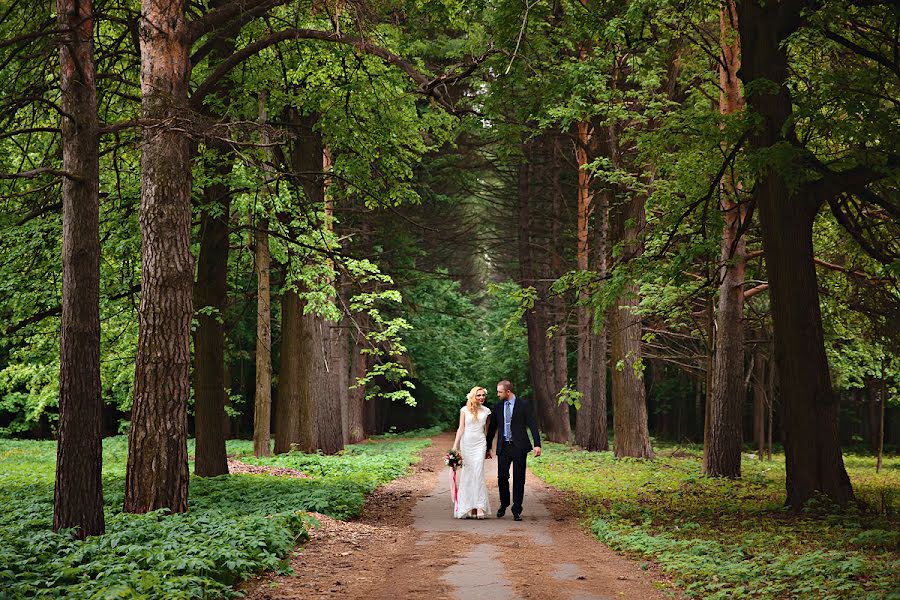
[451,386,492,519]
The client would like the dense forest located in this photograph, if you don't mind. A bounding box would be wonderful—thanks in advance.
[0,0,897,597]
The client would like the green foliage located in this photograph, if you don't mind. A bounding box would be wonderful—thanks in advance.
[402,276,530,426]
[531,443,900,599]
[0,436,427,598]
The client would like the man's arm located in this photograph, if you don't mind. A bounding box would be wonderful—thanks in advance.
[486,404,498,455]
[526,399,542,456]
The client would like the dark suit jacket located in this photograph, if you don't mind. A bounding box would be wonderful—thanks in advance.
[486,396,541,455]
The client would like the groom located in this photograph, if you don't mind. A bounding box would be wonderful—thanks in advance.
[486,380,541,521]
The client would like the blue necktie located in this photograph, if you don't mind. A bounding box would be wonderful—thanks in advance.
[504,401,512,441]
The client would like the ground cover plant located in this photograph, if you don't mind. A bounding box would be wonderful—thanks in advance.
[0,436,429,599]
[530,442,900,599]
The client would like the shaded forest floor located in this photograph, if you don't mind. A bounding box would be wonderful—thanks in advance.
[242,432,679,599]
[0,436,429,598]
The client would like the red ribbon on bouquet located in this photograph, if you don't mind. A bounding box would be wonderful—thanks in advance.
[450,467,459,514]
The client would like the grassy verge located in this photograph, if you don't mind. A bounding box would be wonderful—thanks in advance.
[530,442,899,599]
[0,434,430,599]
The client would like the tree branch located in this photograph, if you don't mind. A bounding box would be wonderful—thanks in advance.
[189,28,462,113]
[4,285,142,337]
[187,0,290,43]
[0,167,81,181]
[821,28,900,78]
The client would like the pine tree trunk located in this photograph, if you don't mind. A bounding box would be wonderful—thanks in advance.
[738,0,853,507]
[253,94,274,457]
[275,290,311,453]
[54,0,105,537]
[319,154,347,453]
[608,125,653,459]
[753,347,766,459]
[705,1,746,478]
[866,379,879,451]
[192,3,236,477]
[573,122,597,448]
[193,141,231,477]
[347,310,369,443]
[575,127,609,451]
[609,289,653,458]
[124,0,191,514]
[876,359,885,473]
[254,216,273,457]
[314,316,345,454]
[347,219,372,444]
[517,144,558,439]
[549,146,572,442]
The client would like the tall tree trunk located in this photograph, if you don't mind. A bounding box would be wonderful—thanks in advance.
[54,0,105,537]
[274,290,312,453]
[253,214,272,457]
[865,379,879,451]
[753,346,766,459]
[738,0,853,507]
[705,0,747,478]
[320,151,347,453]
[517,143,558,439]
[576,138,609,450]
[549,140,572,442]
[608,125,653,459]
[291,115,344,454]
[574,119,593,445]
[347,217,372,444]
[193,140,231,477]
[124,0,191,514]
[348,310,369,443]
[876,359,885,473]
[254,93,274,457]
[192,2,236,477]
[313,315,344,454]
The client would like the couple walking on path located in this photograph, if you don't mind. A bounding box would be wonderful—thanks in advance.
[450,379,542,521]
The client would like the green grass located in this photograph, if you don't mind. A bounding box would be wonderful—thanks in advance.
[530,442,900,600]
[0,434,430,599]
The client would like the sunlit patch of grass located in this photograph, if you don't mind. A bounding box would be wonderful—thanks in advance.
[532,442,899,599]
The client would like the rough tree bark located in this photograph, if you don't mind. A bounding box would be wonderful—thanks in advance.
[347,217,372,443]
[575,123,609,451]
[274,289,312,453]
[517,142,562,440]
[607,123,653,459]
[253,94,273,458]
[753,345,766,459]
[192,2,237,476]
[549,140,572,442]
[319,151,348,453]
[737,0,853,506]
[292,115,343,454]
[124,0,192,514]
[53,0,105,537]
[193,139,232,477]
[705,0,747,478]
[253,214,272,457]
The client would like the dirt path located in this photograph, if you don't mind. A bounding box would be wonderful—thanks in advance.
[243,433,678,600]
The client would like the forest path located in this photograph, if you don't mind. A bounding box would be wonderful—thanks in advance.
[243,433,677,600]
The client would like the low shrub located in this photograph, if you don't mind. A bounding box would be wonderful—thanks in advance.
[0,436,428,598]
[531,443,899,599]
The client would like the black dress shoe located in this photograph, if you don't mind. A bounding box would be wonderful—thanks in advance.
[513,513,522,521]
[496,506,507,518]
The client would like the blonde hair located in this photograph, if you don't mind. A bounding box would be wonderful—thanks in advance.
[465,386,486,419]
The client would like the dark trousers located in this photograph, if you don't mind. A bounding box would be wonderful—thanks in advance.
[497,441,527,515]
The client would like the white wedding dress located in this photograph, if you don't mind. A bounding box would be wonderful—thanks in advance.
[454,405,492,518]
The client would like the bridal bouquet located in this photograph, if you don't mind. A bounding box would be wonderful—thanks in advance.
[445,448,463,469]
